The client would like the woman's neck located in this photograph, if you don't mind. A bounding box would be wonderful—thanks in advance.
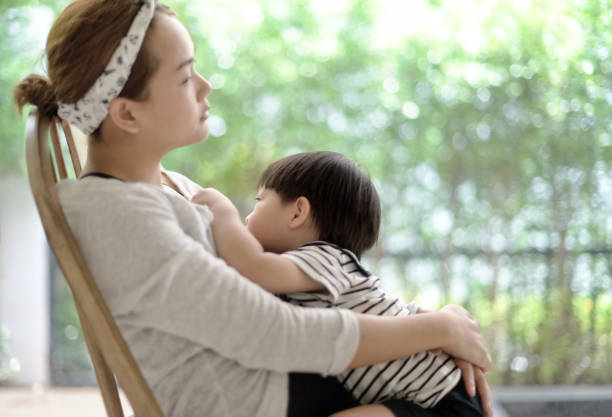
[82,140,165,187]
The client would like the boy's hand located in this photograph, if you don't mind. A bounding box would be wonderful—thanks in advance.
[191,188,240,220]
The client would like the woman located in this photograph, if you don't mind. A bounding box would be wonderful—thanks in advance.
[14,1,492,416]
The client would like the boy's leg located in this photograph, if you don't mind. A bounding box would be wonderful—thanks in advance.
[329,404,396,417]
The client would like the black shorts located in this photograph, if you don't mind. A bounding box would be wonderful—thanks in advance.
[286,372,359,417]
[383,380,486,417]
[287,373,485,417]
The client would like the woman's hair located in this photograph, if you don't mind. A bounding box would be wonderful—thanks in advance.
[258,151,381,258]
[13,0,175,139]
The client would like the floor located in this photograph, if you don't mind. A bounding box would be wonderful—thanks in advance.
[1,385,611,417]
[0,386,508,417]
[0,386,132,417]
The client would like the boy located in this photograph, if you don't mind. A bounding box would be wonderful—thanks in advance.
[192,151,486,417]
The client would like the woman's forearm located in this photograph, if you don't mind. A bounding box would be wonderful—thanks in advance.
[350,310,492,372]
[349,313,449,368]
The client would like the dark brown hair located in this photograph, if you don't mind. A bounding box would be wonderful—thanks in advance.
[13,0,175,139]
[259,151,381,258]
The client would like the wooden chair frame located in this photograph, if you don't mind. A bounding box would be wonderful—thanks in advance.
[25,110,165,417]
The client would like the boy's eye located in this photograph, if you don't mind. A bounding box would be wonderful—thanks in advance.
[182,76,193,84]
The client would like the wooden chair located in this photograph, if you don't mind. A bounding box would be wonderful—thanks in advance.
[25,109,165,417]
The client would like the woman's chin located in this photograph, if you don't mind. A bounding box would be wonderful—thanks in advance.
[198,129,210,143]
[193,127,210,144]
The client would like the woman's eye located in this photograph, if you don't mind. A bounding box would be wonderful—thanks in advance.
[183,75,193,84]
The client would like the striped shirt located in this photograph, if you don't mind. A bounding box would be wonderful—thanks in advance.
[282,241,462,408]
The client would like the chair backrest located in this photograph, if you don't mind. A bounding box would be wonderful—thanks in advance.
[25,109,165,417]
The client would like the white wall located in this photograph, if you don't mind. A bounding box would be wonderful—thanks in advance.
[0,176,49,386]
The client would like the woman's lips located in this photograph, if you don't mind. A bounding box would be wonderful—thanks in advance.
[201,106,210,121]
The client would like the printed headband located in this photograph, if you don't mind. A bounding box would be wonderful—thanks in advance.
[57,0,155,135]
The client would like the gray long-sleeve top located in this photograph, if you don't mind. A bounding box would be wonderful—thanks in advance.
[57,171,359,417]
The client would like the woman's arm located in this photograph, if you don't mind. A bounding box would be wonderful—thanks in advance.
[63,180,492,376]
[191,188,492,372]
[351,305,492,372]
[191,188,324,293]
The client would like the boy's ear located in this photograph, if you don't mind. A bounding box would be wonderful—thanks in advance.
[107,97,140,134]
[288,196,313,230]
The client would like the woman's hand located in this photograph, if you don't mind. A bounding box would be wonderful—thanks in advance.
[438,304,492,373]
[456,358,494,417]
[419,304,493,415]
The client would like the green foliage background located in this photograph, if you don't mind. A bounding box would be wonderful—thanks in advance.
[2,0,611,386]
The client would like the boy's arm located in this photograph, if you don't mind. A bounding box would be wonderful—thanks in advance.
[191,188,324,294]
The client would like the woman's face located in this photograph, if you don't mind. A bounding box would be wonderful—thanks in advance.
[135,13,212,152]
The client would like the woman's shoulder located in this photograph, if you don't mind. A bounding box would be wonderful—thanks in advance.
[56,175,213,229]
[56,177,177,225]
[162,170,203,198]
[57,176,167,203]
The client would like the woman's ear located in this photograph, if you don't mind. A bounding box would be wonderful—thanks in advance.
[107,97,140,134]
[288,196,313,230]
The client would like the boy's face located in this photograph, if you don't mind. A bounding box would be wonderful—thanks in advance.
[245,188,296,253]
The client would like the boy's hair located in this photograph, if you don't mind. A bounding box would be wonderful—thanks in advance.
[258,151,381,258]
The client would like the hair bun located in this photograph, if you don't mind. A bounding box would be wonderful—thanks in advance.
[13,74,58,118]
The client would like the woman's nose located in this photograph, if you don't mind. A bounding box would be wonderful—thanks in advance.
[197,73,212,100]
